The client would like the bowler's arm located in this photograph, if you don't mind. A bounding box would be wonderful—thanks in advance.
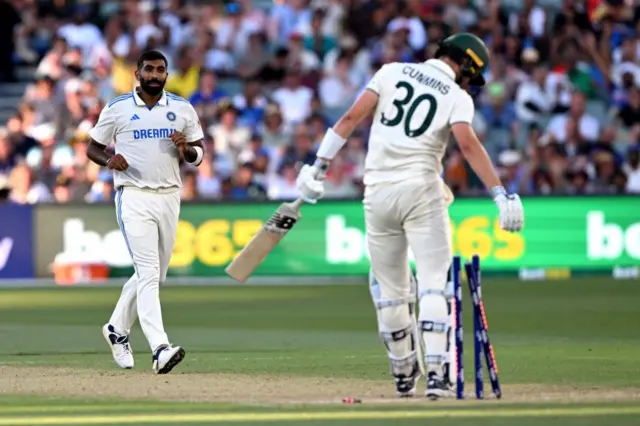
[182,105,206,167]
[87,104,116,167]
[182,139,204,166]
[87,139,113,167]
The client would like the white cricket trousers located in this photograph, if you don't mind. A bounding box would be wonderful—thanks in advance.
[109,186,180,351]
[364,177,454,294]
[364,177,454,374]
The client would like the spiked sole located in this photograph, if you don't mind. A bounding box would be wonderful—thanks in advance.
[154,347,186,374]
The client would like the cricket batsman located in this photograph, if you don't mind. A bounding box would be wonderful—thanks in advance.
[296,33,524,398]
[87,50,205,374]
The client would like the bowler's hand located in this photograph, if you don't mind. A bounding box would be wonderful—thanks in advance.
[493,190,524,232]
[170,131,188,153]
[107,154,129,171]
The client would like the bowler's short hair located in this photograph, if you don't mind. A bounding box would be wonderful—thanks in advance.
[137,50,168,70]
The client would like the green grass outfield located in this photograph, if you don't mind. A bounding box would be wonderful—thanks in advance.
[1,277,639,425]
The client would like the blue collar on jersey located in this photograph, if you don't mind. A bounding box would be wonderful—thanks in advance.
[133,88,168,110]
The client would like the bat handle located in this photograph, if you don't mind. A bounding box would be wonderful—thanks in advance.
[291,197,305,210]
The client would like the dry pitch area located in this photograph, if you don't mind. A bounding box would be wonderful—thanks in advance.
[2,366,640,406]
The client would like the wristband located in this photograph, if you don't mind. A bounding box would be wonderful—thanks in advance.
[187,145,204,166]
[316,128,347,160]
[490,186,506,199]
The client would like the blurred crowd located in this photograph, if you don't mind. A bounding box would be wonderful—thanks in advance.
[0,0,639,205]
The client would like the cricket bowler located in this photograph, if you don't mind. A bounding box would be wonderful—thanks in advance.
[296,33,524,398]
[87,50,205,374]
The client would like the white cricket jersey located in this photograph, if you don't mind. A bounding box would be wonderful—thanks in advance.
[89,89,204,190]
[363,59,475,186]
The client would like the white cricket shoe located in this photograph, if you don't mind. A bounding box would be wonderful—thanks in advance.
[152,344,186,374]
[102,324,134,369]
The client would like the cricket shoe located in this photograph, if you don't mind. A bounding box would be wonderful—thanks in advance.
[152,344,186,374]
[102,324,134,369]
[394,364,421,398]
[425,371,453,400]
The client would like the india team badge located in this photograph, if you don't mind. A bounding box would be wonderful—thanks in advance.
[166,111,176,122]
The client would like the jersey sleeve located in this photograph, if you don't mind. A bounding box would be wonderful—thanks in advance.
[449,92,475,126]
[183,104,205,143]
[88,104,117,145]
[365,64,390,96]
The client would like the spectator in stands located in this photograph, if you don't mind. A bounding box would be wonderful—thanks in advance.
[194,154,222,200]
[387,2,427,52]
[258,104,289,153]
[592,151,622,194]
[515,64,553,125]
[319,52,360,109]
[209,100,252,165]
[547,92,600,144]
[304,8,337,61]
[86,169,114,203]
[0,128,16,175]
[370,24,415,65]
[35,36,68,82]
[617,86,640,129]
[0,0,21,82]
[625,145,640,193]
[2,0,639,200]
[272,68,314,128]
[256,46,289,88]
[268,160,299,200]
[190,70,227,120]
[8,163,51,204]
[323,35,370,87]
[286,32,321,73]
[165,46,202,99]
[444,148,469,194]
[268,0,312,46]
[181,169,199,201]
[0,174,10,203]
[25,75,58,130]
[323,154,360,198]
[233,77,268,128]
[203,31,236,76]
[237,31,271,79]
[307,113,328,145]
[611,35,640,91]
[280,124,316,168]
[5,114,37,159]
[52,175,73,204]
[223,162,266,200]
[479,82,517,133]
[57,4,103,66]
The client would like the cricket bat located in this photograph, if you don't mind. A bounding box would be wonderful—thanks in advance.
[225,197,305,283]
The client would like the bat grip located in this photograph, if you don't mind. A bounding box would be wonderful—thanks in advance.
[292,197,305,210]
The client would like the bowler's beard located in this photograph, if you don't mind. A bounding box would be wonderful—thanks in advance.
[140,77,167,96]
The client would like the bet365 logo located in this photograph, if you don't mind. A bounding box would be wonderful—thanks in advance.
[587,212,640,260]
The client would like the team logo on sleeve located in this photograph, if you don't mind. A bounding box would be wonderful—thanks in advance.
[166,112,176,122]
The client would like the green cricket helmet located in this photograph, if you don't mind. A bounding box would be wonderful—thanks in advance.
[434,33,490,86]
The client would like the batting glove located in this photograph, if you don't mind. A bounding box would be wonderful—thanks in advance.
[296,164,325,204]
[492,187,524,232]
